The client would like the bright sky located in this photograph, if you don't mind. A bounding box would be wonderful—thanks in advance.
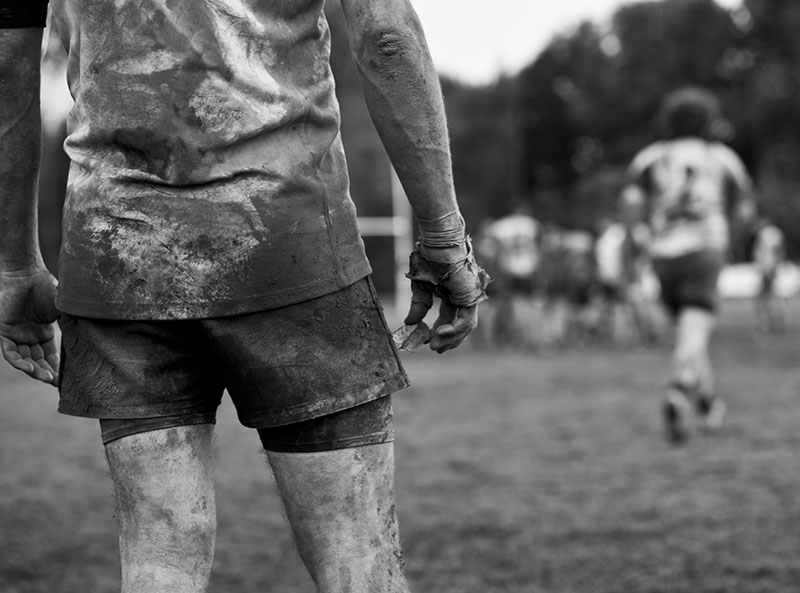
[409,0,742,85]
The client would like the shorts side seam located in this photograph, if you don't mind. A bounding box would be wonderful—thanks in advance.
[365,277,410,384]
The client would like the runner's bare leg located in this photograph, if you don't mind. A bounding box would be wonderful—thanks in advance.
[672,306,715,395]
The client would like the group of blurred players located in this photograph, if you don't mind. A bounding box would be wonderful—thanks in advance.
[474,87,790,445]
[475,206,786,350]
[475,208,658,352]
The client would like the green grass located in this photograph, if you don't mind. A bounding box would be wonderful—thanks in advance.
[2,298,800,592]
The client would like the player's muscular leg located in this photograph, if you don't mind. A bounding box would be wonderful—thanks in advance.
[105,425,216,593]
[268,443,410,593]
[672,307,715,395]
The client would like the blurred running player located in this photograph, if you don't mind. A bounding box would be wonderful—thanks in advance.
[621,87,755,444]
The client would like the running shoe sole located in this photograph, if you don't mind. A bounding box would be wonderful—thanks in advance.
[704,398,727,431]
[663,388,692,445]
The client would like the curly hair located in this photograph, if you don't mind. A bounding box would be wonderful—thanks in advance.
[657,87,721,140]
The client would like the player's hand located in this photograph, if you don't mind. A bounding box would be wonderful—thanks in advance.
[428,299,477,354]
[0,268,60,386]
[404,241,490,354]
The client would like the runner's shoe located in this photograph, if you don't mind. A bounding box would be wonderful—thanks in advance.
[662,385,693,445]
[696,394,727,431]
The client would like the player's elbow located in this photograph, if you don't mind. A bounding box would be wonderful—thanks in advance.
[352,22,427,77]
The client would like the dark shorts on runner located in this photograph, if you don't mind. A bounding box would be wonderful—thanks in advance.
[57,277,409,451]
[598,281,623,303]
[759,268,778,296]
[652,250,724,317]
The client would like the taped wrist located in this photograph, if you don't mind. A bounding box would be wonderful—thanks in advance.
[417,210,467,263]
[406,238,491,308]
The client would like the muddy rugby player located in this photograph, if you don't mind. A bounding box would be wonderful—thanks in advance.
[0,0,489,591]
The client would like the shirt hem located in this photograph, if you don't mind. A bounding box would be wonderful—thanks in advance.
[55,263,373,320]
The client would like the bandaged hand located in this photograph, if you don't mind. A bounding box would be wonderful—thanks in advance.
[402,227,490,353]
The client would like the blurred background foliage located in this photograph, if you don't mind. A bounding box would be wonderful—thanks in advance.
[37,0,800,292]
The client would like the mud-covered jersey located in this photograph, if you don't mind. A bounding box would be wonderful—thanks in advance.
[39,0,371,319]
[627,138,751,259]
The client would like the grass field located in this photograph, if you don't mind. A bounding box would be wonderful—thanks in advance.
[2,298,800,592]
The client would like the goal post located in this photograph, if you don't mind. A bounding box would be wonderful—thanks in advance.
[356,167,413,321]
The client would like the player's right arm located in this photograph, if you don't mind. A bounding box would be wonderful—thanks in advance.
[338,0,489,353]
[0,24,61,386]
[714,143,756,227]
[619,144,662,231]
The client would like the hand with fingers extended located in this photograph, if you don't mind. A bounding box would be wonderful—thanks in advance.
[0,268,60,386]
[403,239,491,354]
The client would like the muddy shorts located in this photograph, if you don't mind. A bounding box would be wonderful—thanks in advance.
[57,277,409,451]
[652,250,724,317]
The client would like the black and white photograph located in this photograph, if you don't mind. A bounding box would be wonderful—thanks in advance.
[2,0,800,591]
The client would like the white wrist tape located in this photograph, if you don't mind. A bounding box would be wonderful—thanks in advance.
[417,210,466,249]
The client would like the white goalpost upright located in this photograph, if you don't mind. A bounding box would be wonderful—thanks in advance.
[356,167,414,320]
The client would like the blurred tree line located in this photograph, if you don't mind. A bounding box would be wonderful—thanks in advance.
[36,0,800,294]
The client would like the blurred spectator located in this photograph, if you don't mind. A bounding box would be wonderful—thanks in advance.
[474,205,544,347]
[752,218,787,333]
[594,216,657,346]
